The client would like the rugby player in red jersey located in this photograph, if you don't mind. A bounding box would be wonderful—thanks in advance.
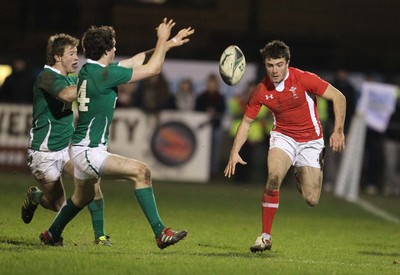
[224,40,346,252]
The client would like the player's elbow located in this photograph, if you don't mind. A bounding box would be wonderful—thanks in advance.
[242,116,254,129]
[330,86,346,104]
[334,90,346,104]
[340,92,346,106]
[148,65,162,76]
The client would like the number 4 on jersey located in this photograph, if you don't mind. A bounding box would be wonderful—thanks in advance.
[77,80,90,112]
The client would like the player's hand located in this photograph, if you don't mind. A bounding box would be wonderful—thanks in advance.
[330,131,345,152]
[224,153,247,178]
[156,18,175,42]
[167,27,195,49]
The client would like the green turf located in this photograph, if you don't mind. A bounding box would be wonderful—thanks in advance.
[0,172,399,275]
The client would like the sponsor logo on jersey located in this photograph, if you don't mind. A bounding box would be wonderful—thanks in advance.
[265,94,274,100]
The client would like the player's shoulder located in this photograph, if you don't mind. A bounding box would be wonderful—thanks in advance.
[290,67,321,81]
[37,67,65,85]
[79,62,104,78]
[38,67,57,78]
[100,62,131,75]
[255,76,275,92]
[250,80,268,98]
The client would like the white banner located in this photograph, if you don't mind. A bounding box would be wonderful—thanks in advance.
[0,104,32,170]
[108,110,212,182]
[0,103,32,147]
[357,81,397,133]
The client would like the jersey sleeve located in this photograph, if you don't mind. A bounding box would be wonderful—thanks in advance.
[299,70,329,96]
[244,83,264,119]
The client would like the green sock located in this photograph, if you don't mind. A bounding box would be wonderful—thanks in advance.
[87,198,105,239]
[32,190,43,205]
[49,198,82,240]
[135,187,165,237]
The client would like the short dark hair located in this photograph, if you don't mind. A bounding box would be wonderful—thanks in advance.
[82,26,116,60]
[260,40,291,62]
[46,34,79,66]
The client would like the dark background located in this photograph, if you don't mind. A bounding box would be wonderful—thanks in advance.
[1,0,399,80]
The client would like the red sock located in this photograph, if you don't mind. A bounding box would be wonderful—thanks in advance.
[261,190,279,235]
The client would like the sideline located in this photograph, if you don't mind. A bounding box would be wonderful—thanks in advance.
[356,198,400,225]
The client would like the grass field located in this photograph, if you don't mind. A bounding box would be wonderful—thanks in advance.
[0,171,399,275]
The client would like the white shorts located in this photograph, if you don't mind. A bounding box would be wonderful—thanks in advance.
[27,148,69,182]
[70,145,110,180]
[269,131,325,168]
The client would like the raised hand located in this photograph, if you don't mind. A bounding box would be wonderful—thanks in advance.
[167,27,195,49]
[156,18,175,42]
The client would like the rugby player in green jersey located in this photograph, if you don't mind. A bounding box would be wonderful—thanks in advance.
[22,33,111,246]
[40,18,194,249]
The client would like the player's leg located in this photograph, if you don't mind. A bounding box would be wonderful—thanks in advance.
[293,138,325,206]
[23,150,66,223]
[39,151,69,211]
[294,166,323,206]
[90,180,112,245]
[38,180,66,210]
[40,177,97,245]
[40,147,99,245]
[64,159,110,245]
[250,147,292,252]
[36,150,68,211]
[102,153,187,249]
[21,180,65,224]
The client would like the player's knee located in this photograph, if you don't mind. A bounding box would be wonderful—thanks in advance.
[72,193,94,208]
[137,163,152,186]
[267,173,283,189]
[304,195,319,207]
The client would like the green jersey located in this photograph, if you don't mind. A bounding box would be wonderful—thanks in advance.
[29,66,76,151]
[72,60,132,147]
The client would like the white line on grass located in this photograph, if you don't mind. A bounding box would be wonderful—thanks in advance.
[356,198,400,225]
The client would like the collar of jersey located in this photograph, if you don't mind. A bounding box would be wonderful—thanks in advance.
[44,65,61,75]
[87,59,106,67]
[273,70,290,92]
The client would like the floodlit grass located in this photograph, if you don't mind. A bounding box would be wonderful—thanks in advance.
[0,172,399,274]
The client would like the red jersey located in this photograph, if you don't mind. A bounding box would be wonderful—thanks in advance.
[245,67,329,142]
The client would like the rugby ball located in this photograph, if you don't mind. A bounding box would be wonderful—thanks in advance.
[219,45,246,86]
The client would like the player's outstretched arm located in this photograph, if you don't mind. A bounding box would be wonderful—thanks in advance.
[120,18,177,82]
[119,17,173,70]
[224,116,253,178]
[120,22,194,69]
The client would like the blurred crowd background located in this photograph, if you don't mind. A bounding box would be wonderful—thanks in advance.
[1,0,400,75]
[1,0,400,197]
